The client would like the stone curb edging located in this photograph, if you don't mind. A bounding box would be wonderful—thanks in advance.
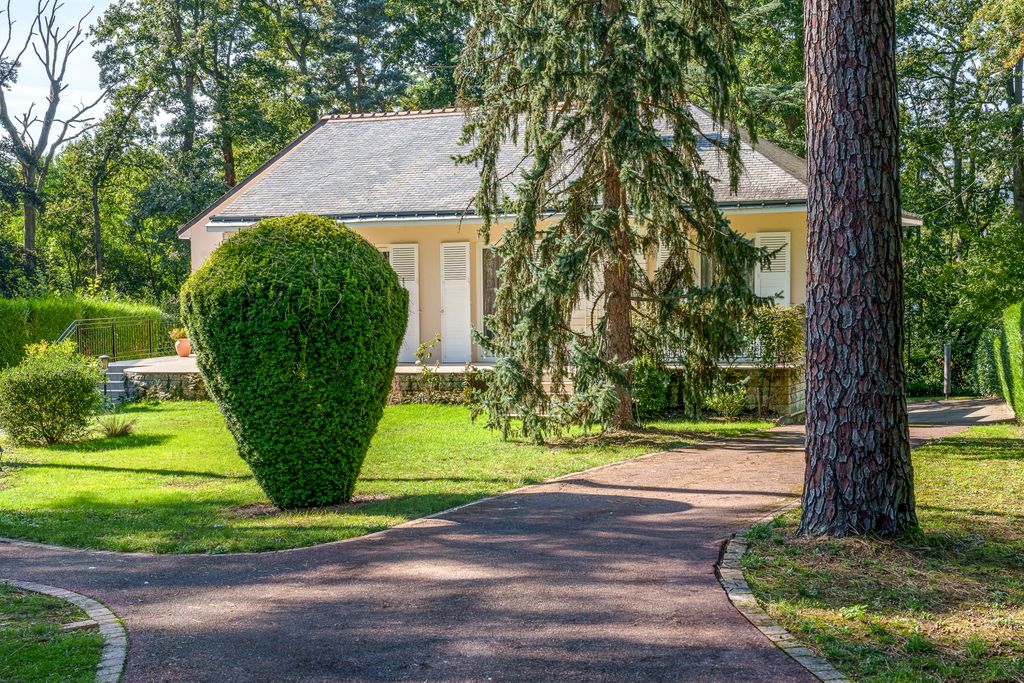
[2,579,127,683]
[715,507,851,683]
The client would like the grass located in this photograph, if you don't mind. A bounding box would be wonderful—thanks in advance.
[0,401,771,553]
[743,423,1024,682]
[0,584,104,683]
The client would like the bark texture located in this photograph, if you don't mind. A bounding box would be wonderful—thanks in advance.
[601,0,634,430]
[800,0,916,536]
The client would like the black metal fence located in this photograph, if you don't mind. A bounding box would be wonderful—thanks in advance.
[57,316,177,362]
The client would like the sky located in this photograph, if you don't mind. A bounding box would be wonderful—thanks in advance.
[3,0,114,141]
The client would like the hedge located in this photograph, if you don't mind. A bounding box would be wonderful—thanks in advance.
[180,214,407,509]
[0,295,164,368]
[993,303,1023,424]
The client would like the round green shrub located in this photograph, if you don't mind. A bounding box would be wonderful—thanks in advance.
[180,215,408,508]
[0,341,104,445]
[632,355,669,420]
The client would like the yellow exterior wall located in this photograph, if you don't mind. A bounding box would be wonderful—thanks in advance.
[185,208,807,362]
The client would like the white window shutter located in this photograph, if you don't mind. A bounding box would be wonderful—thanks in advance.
[655,243,670,271]
[755,232,791,305]
[571,262,604,334]
[441,242,472,362]
[388,244,419,363]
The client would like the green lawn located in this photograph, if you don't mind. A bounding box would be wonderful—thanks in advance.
[0,401,770,553]
[744,423,1024,683]
[0,584,103,683]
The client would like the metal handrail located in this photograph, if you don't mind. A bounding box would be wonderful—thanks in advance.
[57,315,178,362]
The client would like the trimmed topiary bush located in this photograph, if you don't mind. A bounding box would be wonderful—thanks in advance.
[993,303,1023,425]
[180,214,408,508]
[0,341,104,445]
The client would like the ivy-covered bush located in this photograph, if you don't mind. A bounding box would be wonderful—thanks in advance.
[746,305,805,415]
[0,341,104,445]
[180,214,407,508]
[993,303,1023,424]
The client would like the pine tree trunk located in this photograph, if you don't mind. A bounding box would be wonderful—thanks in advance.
[601,0,634,430]
[800,0,916,537]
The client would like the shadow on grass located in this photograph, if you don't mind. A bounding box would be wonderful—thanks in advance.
[9,460,250,480]
[926,436,1024,461]
[46,433,173,452]
[0,490,505,553]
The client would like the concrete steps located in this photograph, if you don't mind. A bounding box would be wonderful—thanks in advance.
[100,369,128,402]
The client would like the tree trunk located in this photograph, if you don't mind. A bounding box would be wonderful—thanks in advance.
[221,133,236,187]
[1011,58,1024,223]
[601,0,633,430]
[800,0,916,537]
[22,164,37,274]
[91,179,103,279]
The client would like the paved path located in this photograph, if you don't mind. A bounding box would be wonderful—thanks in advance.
[0,400,1010,682]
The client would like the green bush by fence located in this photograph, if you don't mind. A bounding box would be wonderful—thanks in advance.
[993,303,1023,424]
[0,295,163,368]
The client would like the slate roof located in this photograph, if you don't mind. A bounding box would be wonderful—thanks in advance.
[181,106,809,235]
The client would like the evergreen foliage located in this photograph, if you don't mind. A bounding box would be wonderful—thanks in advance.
[458,0,764,441]
[180,214,408,508]
[0,341,104,446]
[993,303,1023,424]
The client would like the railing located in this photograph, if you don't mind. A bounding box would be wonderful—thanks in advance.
[57,316,178,362]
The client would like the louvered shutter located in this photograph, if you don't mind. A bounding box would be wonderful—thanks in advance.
[388,244,419,363]
[571,262,604,334]
[441,242,472,362]
[754,232,791,305]
[655,243,670,271]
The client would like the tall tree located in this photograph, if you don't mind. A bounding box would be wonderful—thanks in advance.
[459,0,762,439]
[974,0,1024,220]
[734,0,805,154]
[0,0,106,272]
[800,0,916,536]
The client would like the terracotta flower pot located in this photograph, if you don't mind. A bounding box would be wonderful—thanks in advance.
[175,338,192,357]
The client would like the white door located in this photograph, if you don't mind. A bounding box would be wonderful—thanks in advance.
[755,232,791,305]
[388,243,419,363]
[441,242,472,363]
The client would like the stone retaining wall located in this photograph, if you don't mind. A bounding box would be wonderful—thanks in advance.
[124,370,209,401]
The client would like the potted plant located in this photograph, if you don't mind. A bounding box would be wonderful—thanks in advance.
[169,327,192,357]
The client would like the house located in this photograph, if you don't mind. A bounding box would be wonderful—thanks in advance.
[178,106,921,367]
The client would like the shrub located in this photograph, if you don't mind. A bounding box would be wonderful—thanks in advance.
[180,214,407,508]
[632,355,669,420]
[705,377,749,420]
[0,294,164,368]
[95,413,137,438]
[975,329,1001,397]
[993,303,1023,424]
[746,305,805,415]
[0,341,104,445]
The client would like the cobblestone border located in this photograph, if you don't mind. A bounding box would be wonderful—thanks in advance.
[716,509,850,683]
[1,579,127,682]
